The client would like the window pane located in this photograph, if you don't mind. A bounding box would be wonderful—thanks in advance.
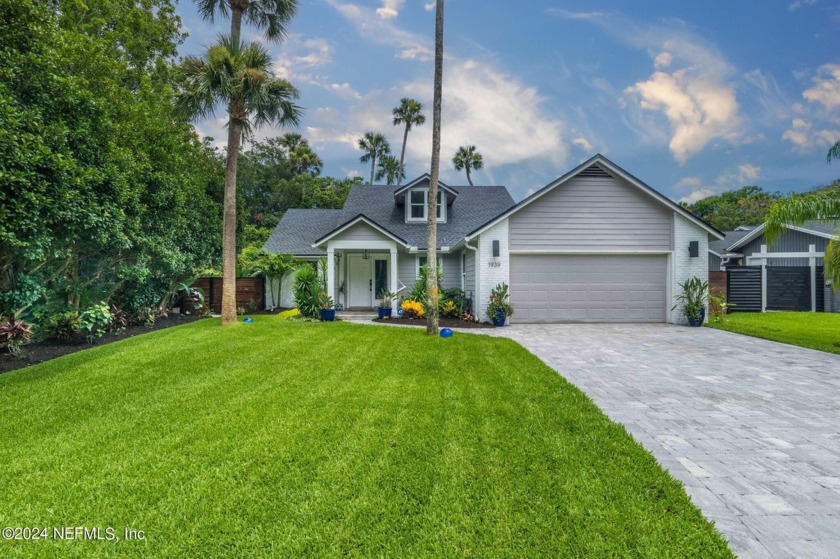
[375,260,388,297]
[410,190,425,204]
[419,257,427,270]
[410,205,424,218]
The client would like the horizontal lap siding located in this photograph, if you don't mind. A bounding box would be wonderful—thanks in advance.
[397,253,415,291]
[441,253,460,290]
[333,222,390,242]
[740,230,830,267]
[465,250,475,299]
[508,175,672,251]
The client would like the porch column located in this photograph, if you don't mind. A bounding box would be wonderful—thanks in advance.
[760,244,767,313]
[390,247,398,312]
[327,245,336,303]
[810,244,817,312]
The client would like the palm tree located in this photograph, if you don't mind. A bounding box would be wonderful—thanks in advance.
[375,155,405,184]
[177,37,300,324]
[248,251,299,310]
[289,144,323,177]
[392,98,426,186]
[426,0,444,336]
[194,0,297,43]
[278,132,305,153]
[191,0,299,325]
[358,132,391,184]
[765,194,840,287]
[452,145,483,186]
[828,140,840,164]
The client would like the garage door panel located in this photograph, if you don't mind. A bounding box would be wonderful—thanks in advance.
[510,255,666,323]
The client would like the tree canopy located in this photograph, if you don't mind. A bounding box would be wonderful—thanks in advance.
[681,186,781,231]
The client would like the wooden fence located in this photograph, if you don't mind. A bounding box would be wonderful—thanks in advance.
[191,277,265,314]
[709,271,727,300]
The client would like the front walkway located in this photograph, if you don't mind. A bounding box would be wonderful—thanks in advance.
[487,324,840,559]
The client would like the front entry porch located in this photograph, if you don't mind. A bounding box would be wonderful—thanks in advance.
[326,241,402,312]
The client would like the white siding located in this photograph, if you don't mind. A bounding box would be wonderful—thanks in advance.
[671,215,709,324]
[476,219,510,322]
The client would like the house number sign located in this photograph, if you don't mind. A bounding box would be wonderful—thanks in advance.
[488,261,501,268]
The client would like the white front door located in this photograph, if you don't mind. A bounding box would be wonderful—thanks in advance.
[348,254,373,308]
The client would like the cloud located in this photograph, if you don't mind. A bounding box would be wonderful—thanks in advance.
[802,63,840,111]
[716,163,761,187]
[782,118,839,151]
[789,0,817,11]
[572,137,594,152]
[654,52,673,70]
[305,126,359,148]
[678,188,716,204]
[675,164,761,203]
[424,2,435,11]
[274,35,333,85]
[328,82,362,99]
[376,0,404,19]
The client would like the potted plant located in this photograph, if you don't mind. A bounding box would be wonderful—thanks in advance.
[672,277,708,327]
[377,290,396,319]
[318,292,336,322]
[486,282,514,327]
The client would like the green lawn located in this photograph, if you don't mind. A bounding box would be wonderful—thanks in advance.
[0,316,732,558]
[708,312,840,355]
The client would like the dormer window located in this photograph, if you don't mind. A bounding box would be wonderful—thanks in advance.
[406,189,445,223]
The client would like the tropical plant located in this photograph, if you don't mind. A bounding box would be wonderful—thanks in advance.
[453,145,484,186]
[375,155,406,185]
[378,290,396,309]
[486,282,513,322]
[136,306,157,328]
[78,302,114,343]
[400,300,426,319]
[358,132,391,184]
[410,264,443,304]
[765,194,840,289]
[177,26,301,325]
[828,140,840,164]
[426,0,444,335]
[288,144,323,177]
[671,277,708,321]
[45,311,81,342]
[441,287,466,312]
[194,0,298,44]
[109,305,129,332]
[317,292,335,310]
[1,317,33,356]
[708,289,734,323]
[441,300,459,318]
[292,265,320,318]
[248,251,299,310]
[392,98,426,185]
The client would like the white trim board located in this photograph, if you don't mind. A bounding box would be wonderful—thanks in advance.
[313,215,409,248]
[726,222,839,252]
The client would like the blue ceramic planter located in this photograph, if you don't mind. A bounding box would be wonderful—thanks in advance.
[493,308,506,327]
[320,309,336,322]
[377,308,392,319]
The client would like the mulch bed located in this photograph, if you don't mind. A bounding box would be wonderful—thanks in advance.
[373,317,495,329]
[0,314,206,375]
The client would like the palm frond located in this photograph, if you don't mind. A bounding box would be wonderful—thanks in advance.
[765,194,840,242]
[828,140,840,164]
[826,239,840,291]
[194,0,228,22]
[245,0,297,42]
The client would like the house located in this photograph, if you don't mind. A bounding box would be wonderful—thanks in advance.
[264,154,724,323]
[716,220,840,312]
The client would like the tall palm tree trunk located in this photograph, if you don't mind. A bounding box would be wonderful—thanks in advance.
[221,106,244,325]
[465,165,473,186]
[398,125,409,187]
[230,4,244,42]
[426,0,444,335]
[370,157,376,185]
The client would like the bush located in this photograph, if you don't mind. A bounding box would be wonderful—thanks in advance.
[401,300,426,319]
[45,311,81,341]
[135,306,156,328]
[0,316,33,356]
[441,287,466,314]
[79,302,113,343]
[486,283,514,322]
[441,300,459,318]
[293,265,321,318]
[109,305,129,332]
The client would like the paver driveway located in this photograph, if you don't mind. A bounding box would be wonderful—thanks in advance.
[491,324,840,559]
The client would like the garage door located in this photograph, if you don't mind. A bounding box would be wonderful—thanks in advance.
[510,254,667,323]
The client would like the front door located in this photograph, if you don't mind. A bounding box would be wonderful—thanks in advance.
[348,254,373,308]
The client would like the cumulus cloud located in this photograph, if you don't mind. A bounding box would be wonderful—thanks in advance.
[789,0,817,11]
[675,164,761,203]
[572,137,594,152]
[376,0,404,19]
[424,2,435,10]
[802,64,840,111]
[679,188,717,204]
[274,35,333,86]
[782,118,839,151]
[654,52,673,70]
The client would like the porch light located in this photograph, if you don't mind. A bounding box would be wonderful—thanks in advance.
[492,240,500,258]
[363,250,370,260]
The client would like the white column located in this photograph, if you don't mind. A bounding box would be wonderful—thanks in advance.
[760,244,767,313]
[810,244,817,312]
[327,245,336,303]
[390,247,398,311]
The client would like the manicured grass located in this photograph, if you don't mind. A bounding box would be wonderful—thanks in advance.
[707,312,840,355]
[0,317,732,558]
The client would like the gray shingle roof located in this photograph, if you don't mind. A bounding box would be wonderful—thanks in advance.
[263,185,515,255]
[709,229,755,254]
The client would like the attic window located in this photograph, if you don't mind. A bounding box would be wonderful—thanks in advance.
[406,189,445,222]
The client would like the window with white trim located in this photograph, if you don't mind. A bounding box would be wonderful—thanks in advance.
[406,189,445,222]
[417,255,443,277]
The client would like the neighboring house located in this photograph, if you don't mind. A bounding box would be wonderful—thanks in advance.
[264,154,723,324]
[719,220,840,313]
[708,226,755,272]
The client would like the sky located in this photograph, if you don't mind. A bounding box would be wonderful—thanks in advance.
[175,0,840,203]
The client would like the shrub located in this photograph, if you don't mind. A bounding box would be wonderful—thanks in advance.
[245,299,260,314]
[318,292,335,310]
[441,300,459,318]
[45,311,81,341]
[0,316,33,356]
[293,265,321,318]
[79,302,113,343]
[401,299,426,319]
[135,306,156,328]
[441,287,466,314]
[109,305,129,332]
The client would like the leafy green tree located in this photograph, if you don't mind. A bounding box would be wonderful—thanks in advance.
[452,145,483,186]
[375,155,405,184]
[392,98,425,186]
[682,186,780,231]
[426,0,444,335]
[358,132,391,185]
[177,36,300,324]
[247,251,299,309]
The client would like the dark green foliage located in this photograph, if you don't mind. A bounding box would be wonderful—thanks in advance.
[0,0,223,320]
[682,186,781,231]
[0,316,32,355]
[44,312,81,342]
[292,265,320,318]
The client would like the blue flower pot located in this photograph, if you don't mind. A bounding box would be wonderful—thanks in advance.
[687,308,705,327]
[320,309,336,322]
[378,308,392,319]
[493,308,506,327]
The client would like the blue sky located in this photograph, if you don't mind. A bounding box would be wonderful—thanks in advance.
[176,0,840,203]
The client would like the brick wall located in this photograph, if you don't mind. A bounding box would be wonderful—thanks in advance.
[476,219,510,322]
[671,216,710,324]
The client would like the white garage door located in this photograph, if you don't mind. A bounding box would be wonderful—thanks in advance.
[510,254,667,323]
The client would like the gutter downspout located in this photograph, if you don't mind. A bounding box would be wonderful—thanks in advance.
[465,237,479,315]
